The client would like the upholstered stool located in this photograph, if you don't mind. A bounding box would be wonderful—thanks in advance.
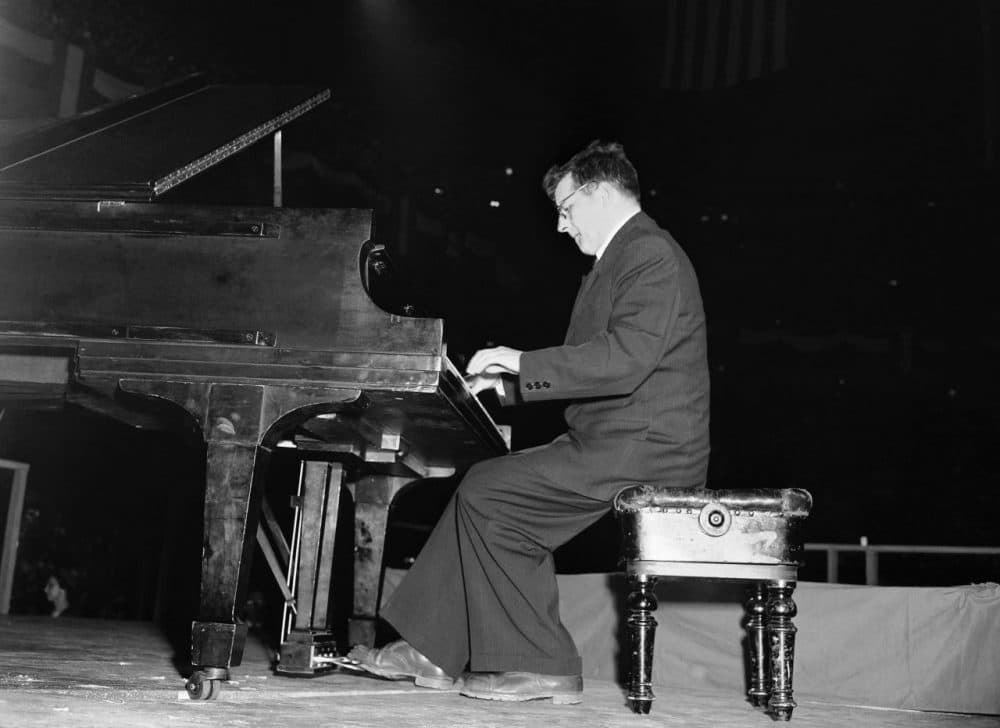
[614,486,812,720]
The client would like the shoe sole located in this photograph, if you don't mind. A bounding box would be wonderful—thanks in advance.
[460,689,582,705]
[414,674,455,690]
[361,666,454,690]
[334,658,454,690]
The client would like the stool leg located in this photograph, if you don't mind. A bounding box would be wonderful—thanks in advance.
[745,583,770,707]
[626,574,658,714]
[766,581,798,721]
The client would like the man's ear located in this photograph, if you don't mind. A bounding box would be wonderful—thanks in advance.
[596,181,614,206]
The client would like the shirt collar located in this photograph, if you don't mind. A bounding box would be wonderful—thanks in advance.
[594,208,641,261]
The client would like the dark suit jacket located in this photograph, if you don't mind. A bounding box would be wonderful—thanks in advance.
[513,210,710,488]
[382,211,711,675]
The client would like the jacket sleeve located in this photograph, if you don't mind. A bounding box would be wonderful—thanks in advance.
[516,235,680,402]
[496,373,524,407]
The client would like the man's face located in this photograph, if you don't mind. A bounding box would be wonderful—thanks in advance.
[554,174,604,256]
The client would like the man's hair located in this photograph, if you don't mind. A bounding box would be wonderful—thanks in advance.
[542,140,641,203]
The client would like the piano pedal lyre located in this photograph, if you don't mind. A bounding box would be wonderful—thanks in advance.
[256,458,345,676]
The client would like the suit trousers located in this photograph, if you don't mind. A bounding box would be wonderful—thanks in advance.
[380,430,698,677]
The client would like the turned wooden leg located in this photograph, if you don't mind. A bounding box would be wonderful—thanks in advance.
[766,581,798,721]
[626,574,659,714]
[745,582,770,707]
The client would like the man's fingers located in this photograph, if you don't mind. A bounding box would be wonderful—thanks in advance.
[465,373,499,395]
[466,348,500,375]
[466,346,522,375]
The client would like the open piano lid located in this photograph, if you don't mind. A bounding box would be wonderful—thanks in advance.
[0,75,330,200]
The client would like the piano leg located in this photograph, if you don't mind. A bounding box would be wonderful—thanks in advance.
[188,439,270,698]
[348,474,419,647]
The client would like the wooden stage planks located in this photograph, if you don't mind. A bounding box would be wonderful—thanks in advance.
[0,616,995,728]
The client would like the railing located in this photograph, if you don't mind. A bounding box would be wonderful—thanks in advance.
[805,540,1000,585]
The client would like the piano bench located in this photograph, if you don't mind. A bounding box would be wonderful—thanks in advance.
[613,486,812,721]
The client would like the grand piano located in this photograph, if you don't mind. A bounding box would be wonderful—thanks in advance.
[0,77,509,698]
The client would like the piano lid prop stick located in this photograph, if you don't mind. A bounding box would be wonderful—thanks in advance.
[273,130,282,208]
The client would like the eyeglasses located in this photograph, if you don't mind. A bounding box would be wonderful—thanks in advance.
[555,182,592,220]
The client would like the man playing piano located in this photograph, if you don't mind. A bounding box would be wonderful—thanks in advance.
[346,140,711,704]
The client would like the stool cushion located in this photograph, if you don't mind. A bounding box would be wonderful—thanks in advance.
[614,486,812,518]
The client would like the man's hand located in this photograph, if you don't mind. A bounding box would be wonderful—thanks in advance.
[465,373,502,396]
[466,346,523,376]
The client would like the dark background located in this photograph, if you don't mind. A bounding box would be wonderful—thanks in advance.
[0,1,997,627]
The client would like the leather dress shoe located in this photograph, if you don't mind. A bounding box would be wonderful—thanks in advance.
[342,640,454,690]
[459,671,583,704]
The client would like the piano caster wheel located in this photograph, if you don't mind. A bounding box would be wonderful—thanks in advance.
[185,670,222,700]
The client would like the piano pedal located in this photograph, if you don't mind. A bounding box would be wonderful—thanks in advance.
[322,655,369,671]
[275,630,339,676]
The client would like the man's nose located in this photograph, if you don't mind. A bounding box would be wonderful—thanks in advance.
[557,217,569,234]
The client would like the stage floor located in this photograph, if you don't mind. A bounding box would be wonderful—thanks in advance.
[0,616,995,728]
